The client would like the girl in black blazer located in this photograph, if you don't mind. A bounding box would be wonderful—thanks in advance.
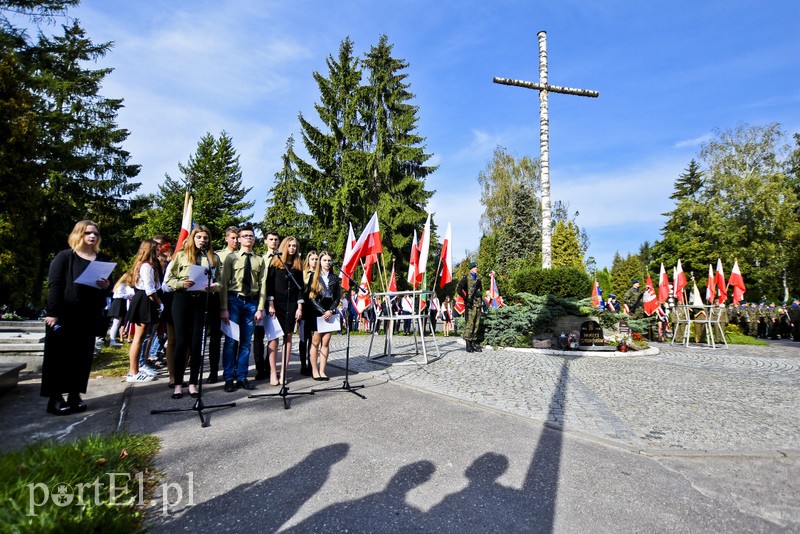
[307,251,340,380]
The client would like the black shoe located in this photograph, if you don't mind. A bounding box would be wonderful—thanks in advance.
[254,370,267,380]
[223,380,236,393]
[465,341,473,352]
[472,343,483,352]
[47,397,72,416]
[67,394,87,413]
[206,373,219,384]
[300,367,312,376]
[239,379,256,391]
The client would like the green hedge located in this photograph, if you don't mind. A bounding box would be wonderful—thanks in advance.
[509,267,592,299]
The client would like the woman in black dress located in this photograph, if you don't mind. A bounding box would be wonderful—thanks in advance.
[267,236,304,386]
[42,220,111,415]
[298,250,318,376]
[307,251,340,380]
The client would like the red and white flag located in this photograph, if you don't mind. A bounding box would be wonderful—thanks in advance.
[658,263,670,303]
[340,223,357,290]
[388,265,397,293]
[406,229,418,287]
[715,258,727,305]
[355,271,371,314]
[439,222,453,288]
[415,213,431,288]
[706,264,715,304]
[343,213,382,282]
[674,259,687,303]
[729,260,746,305]
[174,189,193,253]
[643,274,659,316]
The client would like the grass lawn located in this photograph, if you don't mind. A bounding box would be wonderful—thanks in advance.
[0,433,161,533]
[92,344,132,378]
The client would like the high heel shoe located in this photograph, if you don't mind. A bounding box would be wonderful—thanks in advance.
[67,393,87,413]
[47,396,72,416]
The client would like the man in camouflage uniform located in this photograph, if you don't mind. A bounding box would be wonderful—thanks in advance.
[788,298,800,342]
[456,262,483,352]
[623,279,644,319]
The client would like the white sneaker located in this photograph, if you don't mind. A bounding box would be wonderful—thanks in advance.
[140,365,159,377]
[126,372,155,383]
[109,340,123,347]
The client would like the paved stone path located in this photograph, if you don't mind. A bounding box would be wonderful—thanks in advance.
[324,333,800,455]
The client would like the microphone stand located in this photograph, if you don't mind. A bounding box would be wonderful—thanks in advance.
[248,253,313,409]
[151,248,236,427]
[312,264,366,399]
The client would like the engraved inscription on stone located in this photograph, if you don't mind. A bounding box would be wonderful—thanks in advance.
[579,320,604,345]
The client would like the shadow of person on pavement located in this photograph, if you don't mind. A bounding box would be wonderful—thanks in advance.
[148,442,349,532]
[283,460,436,532]
[423,358,570,533]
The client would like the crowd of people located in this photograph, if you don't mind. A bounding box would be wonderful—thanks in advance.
[40,221,474,417]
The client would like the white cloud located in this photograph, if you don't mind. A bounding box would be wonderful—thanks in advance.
[674,133,712,149]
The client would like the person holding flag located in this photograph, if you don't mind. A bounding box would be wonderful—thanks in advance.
[455,262,483,352]
[623,279,644,319]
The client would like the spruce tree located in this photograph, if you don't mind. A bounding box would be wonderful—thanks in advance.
[261,136,310,249]
[135,132,253,247]
[1,12,142,306]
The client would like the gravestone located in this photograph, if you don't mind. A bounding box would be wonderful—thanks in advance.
[617,320,631,336]
[579,320,604,346]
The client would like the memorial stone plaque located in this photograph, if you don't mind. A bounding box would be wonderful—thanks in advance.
[617,320,630,336]
[579,320,604,345]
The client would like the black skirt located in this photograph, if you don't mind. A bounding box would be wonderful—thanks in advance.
[108,298,127,319]
[125,289,158,324]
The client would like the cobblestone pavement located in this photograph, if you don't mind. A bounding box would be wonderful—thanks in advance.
[324,333,800,455]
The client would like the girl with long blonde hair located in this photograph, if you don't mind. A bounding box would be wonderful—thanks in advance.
[124,240,161,382]
[267,236,304,385]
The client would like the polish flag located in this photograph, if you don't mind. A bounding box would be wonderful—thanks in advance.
[591,279,601,307]
[406,230,418,287]
[415,213,431,287]
[729,260,746,305]
[674,259,687,303]
[439,222,453,288]
[388,265,397,293]
[715,258,727,305]
[643,274,659,316]
[343,213,382,283]
[340,223,357,290]
[706,264,715,304]
[355,271,371,314]
[454,294,465,315]
[174,189,193,253]
[658,263,670,303]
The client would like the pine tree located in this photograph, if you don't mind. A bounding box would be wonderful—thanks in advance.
[551,221,584,269]
[294,37,366,254]
[496,183,540,274]
[1,12,142,307]
[135,132,253,247]
[362,35,435,271]
[261,136,310,249]
[293,36,433,272]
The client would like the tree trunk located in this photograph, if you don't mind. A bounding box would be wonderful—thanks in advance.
[538,31,552,269]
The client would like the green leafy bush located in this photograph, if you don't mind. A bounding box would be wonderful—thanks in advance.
[509,267,592,299]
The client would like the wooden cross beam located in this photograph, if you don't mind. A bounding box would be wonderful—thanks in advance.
[494,30,599,269]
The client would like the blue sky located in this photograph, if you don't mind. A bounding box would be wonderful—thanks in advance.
[33,0,800,268]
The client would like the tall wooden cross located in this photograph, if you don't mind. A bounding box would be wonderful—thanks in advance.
[494,30,599,269]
